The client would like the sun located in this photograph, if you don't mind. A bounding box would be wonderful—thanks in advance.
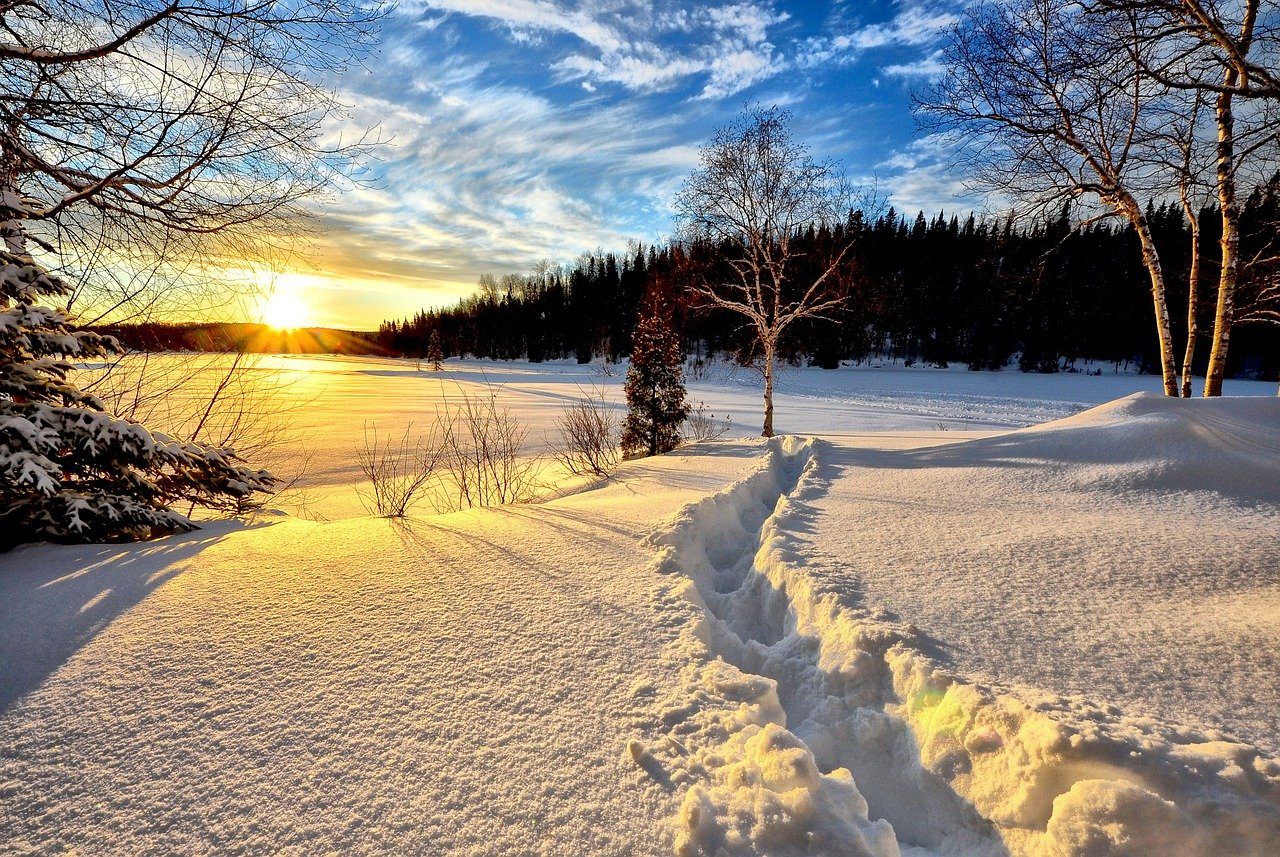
[260,287,311,331]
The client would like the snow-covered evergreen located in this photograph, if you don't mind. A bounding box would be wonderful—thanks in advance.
[0,247,275,548]
[621,294,689,457]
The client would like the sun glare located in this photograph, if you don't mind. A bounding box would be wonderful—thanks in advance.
[261,288,311,331]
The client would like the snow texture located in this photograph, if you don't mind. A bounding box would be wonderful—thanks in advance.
[0,444,763,855]
[3,358,1278,856]
[636,398,1280,856]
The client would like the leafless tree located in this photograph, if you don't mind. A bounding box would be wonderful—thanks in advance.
[675,106,861,437]
[1164,93,1215,397]
[0,0,382,320]
[1093,0,1280,395]
[920,0,1184,396]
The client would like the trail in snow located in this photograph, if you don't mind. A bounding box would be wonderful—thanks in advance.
[636,433,1280,856]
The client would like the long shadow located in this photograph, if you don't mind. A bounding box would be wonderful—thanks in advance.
[820,400,1280,507]
[0,522,266,714]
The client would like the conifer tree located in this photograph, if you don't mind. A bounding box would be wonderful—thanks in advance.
[0,248,276,549]
[427,328,444,371]
[621,294,689,458]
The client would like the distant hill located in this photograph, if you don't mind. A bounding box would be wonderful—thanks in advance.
[96,322,390,356]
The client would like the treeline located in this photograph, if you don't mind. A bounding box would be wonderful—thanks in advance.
[378,180,1280,379]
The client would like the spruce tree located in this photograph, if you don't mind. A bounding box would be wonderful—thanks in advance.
[0,248,276,549]
[427,328,444,370]
[621,294,689,458]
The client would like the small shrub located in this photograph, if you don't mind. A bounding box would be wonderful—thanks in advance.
[356,423,439,517]
[556,389,620,477]
[434,388,542,511]
[683,401,732,443]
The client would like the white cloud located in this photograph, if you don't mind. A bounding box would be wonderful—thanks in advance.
[879,132,993,216]
[412,0,792,99]
[795,2,960,68]
[302,71,706,318]
[883,49,946,80]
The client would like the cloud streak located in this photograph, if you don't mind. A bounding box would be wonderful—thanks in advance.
[264,1,976,328]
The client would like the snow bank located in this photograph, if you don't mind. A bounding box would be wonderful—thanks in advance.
[943,392,1280,503]
[638,424,1280,856]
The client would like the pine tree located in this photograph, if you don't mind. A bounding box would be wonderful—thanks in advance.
[621,295,689,458]
[427,328,444,371]
[0,247,276,549]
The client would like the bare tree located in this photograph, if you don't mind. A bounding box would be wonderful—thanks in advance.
[555,388,621,478]
[675,106,858,437]
[0,1,380,542]
[1095,0,1280,395]
[920,0,1183,395]
[1164,94,1215,397]
[0,0,381,319]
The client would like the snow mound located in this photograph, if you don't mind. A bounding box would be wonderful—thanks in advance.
[928,392,1280,504]
[637,433,1280,856]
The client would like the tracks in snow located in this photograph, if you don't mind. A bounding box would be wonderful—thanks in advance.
[642,437,1001,857]
[637,437,1280,857]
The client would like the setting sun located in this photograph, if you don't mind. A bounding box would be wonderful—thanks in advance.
[260,287,311,331]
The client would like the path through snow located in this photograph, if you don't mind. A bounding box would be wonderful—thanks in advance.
[634,417,1280,856]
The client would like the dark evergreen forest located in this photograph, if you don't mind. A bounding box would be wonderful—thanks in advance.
[377,178,1280,380]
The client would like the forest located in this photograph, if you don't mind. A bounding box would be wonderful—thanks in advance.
[375,174,1280,380]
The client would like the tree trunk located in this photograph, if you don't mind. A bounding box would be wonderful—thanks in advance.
[1181,214,1201,398]
[761,341,775,437]
[1204,85,1240,397]
[1120,196,1179,396]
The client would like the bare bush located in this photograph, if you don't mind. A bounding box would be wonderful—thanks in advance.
[556,389,621,477]
[685,356,712,382]
[357,423,440,517]
[683,401,733,443]
[434,388,542,512]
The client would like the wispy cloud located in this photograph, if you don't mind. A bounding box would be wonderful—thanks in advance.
[796,2,959,68]
[879,132,993,217]
[269,1,979,328]
[883,49,946,80]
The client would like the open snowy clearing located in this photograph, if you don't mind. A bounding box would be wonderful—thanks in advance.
[2,357,1278,856]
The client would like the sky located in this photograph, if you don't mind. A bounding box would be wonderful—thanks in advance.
[280,0,981,330]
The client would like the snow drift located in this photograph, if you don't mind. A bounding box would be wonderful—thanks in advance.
[637,398,1280,856]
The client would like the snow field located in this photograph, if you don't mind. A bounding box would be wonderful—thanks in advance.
[0,443,768,856]
[73,354,1276,522]
[6,357,1279,855]
[634,425,1280,855]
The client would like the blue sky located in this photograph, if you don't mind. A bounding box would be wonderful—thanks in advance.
[288,0,981,329]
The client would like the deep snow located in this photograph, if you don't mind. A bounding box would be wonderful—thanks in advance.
[0,443,764,856]
[2,357,1278,856]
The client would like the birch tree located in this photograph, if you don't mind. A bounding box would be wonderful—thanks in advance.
[1096,0,1280,395]
[675,106,856,437]
[920,0,1182,395]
